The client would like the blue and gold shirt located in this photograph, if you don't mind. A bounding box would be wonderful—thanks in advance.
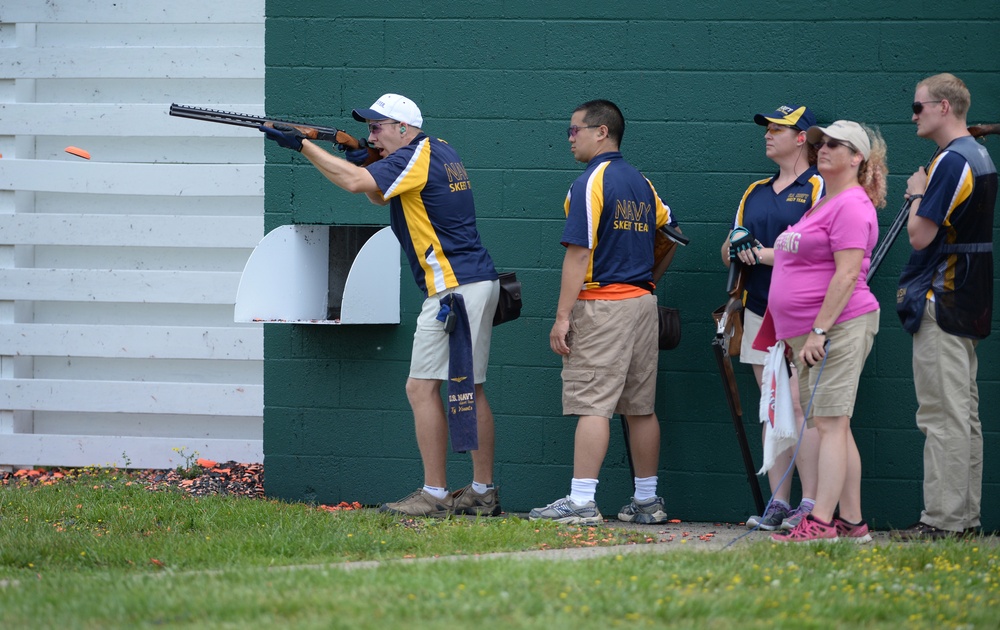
[731,167,825,316]
[562,151,675,299]
[897,136,997,338]
[367,134,497,296]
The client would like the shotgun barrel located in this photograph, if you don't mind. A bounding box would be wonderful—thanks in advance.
[168,103,378,161]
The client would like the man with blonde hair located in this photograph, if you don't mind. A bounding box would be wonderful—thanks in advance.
[893,73,998,539]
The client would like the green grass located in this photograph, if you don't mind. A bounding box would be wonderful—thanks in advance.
[2,470,998,629]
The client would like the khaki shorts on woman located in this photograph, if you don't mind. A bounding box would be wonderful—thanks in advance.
[786,309,879,423]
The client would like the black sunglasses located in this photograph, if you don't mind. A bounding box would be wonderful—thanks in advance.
[912,100,943,114]
[812,138,856,152]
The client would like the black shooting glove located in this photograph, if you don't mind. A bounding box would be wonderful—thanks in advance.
[260,123,305,152]
[728,226,763,263]
[336,143,370,166]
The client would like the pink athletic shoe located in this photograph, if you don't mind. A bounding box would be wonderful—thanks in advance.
[834,517,873,543]
[772,514,838,543]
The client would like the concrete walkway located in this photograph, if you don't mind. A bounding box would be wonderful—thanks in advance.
[502,514,901,554]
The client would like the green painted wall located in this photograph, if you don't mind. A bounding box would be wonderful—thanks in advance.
[261,1,1000,530]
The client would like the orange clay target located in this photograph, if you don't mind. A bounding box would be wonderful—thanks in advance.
[65,146,91,159]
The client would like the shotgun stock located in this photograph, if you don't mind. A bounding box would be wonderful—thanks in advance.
[713,262,747,354]
[168,103,382,165]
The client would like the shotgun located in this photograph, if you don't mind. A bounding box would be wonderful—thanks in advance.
[168,103,382,166]
[711,261,766,515]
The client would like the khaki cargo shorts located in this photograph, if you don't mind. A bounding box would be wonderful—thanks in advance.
[561,293,658,418]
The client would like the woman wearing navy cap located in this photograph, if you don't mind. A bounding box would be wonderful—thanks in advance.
[720,104,824,532]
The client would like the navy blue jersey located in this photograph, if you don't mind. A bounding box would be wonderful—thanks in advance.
[562,152,674,297]
[367,134,497,296]
[731,167,824,316]
[897,136,997,338]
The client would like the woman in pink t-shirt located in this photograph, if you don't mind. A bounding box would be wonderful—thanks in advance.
[768,120,888,543]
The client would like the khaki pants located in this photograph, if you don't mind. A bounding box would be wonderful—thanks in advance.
[913,300,982,531]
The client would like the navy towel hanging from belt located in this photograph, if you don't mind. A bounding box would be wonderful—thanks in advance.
[437,293,478,452]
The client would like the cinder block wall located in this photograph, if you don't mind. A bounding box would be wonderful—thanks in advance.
[262,1,1000,530]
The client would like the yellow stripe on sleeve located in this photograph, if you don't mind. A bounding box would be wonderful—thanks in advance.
[394,140,458,295]
[582,163,609,283]
[383,138,430,199]
[734,178,770,227]
[646,178,672,229]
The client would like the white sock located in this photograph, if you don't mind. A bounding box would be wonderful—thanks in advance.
[423,485,448,500]
[569,478,598,504]
[471,481,492,494]
[633,476,658,501]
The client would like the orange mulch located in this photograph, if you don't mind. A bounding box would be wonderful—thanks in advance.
[0,461,265,498]
[0,463,363,513]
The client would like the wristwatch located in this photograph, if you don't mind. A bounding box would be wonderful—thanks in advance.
[811,327,827,336]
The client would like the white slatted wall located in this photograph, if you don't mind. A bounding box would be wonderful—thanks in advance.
[0,0,265,468]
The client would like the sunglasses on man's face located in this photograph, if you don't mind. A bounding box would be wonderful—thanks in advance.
[567,125,601,138]
[812,138,856,152]
[368,121,401,134]
[912,100,943,115]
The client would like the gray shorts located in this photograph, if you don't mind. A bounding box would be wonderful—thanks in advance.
[561,293,658,418]
[410,279,500,383]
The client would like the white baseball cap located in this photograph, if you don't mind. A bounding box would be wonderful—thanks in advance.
[352,93,423,127]
[806,120,871,160]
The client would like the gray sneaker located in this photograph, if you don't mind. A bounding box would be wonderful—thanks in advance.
[379,489,453,518]
[618,496,668,524]
[780,501,815,530]
[529,496,603,525]
[746,501,792,531]
[452,484,502,516]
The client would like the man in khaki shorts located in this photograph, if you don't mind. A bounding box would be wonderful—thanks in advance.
[529,100,680,525]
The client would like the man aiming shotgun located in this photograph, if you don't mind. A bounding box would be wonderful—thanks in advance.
[258,93,503,519]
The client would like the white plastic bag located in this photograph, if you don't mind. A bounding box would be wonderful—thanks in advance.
[758,340,797,475]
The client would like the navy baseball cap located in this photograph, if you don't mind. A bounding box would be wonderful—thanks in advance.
[754,104,816,132]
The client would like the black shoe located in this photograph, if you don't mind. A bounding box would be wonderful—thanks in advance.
[890,521,964,541]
